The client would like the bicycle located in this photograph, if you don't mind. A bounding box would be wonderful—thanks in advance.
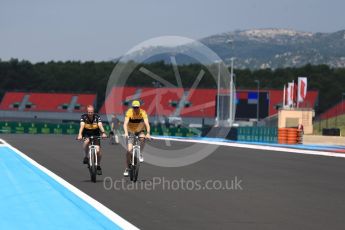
[85,136,101,183]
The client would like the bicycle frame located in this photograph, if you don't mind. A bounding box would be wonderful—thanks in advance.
[128,135,144,182]
[88,136,100,161]
[86,136,100,183]
[132,136,140,166]
[88,136,99,167]
[89,144,98,167]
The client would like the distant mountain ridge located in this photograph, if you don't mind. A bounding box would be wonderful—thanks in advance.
[201,28,345,69]
[117,28,345,70]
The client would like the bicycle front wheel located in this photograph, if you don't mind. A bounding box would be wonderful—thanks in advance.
[133,165,139,182]
[89,149,97,183]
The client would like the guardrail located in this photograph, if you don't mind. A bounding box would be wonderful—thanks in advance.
[0,121,280,143]
[0,122,202,137]
[0,122,83,135]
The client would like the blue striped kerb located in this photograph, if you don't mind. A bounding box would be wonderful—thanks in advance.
[0,146,122,230]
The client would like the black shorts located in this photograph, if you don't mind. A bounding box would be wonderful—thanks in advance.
[127,131,145,145]
[83,136,101,146]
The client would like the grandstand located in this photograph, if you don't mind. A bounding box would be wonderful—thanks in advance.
[319,100,345,119]
[0,92,97,121]
[0,88,318,124]
[99,87,185,116]
[180,89,216,117]
[0,92,96,112]
[100,86,319,124]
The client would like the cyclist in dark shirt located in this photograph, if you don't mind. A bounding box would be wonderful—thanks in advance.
[77,105,107,175]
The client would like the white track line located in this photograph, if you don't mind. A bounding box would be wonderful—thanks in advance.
[0,138,139,230]
[152,136,345,158]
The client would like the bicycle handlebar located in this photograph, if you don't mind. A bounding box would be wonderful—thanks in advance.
[76,135,108,141]
[124,135,152,140]
[85,136,102,140]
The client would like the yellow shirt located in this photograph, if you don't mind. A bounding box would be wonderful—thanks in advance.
[125,108,148,133]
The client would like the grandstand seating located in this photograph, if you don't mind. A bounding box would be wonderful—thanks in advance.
[267,90,283,116]
[26,93,72,112]
[180,89,216,117]
[0,92,96,112]
[298,91,318,109]
[0,92,26,110]
[100,87,184,116]
[138,87,184,116]
[100,87,319,118]
[139,87,158,115]
[158,88,184,116]
[99,87,137,114]
[320,101,345,119]
[76,94,98,111]
[0,88,319,119]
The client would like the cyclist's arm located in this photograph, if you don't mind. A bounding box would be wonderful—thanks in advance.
[98,122,107,137]
[78,122,85,140]
[143,118,151,137]
[123,117,129,136]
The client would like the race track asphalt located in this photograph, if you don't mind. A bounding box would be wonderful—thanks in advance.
[2,134,345,230]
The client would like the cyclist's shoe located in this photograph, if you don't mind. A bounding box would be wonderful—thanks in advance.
[83,157,89,164]
[123,168,129,177]
[139,153,144,162]
[97,166,102,175]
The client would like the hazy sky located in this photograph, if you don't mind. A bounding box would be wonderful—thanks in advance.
[1,0,344,62]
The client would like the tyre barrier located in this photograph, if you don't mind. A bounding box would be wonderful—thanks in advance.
[278,128,303,144]
[322,128,340,136]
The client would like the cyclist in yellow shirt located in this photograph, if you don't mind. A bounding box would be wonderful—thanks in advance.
[123,100,151,176]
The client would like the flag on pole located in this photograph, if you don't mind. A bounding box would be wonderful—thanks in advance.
[287,82,294,107]
[297,77,307,103]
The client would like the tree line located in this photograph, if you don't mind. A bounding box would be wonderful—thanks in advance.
[1,59,344,114]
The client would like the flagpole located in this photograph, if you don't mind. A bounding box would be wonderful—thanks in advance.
[292,80,295,108]
[283,84,286,109]
[297,79,300,108]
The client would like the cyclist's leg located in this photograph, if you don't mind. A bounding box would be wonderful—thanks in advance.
[137,132,146,162]
[86,137,101,165]
[95,144,102,174]
[138,131,146,150]
[109,130,114,144]
[123,140,133,176]
[114,129,119,143]
[127,144,133,167]
[126,134,134,167]
[82,138,90,157]
[82,138,90,164]
[95,145,101,164]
